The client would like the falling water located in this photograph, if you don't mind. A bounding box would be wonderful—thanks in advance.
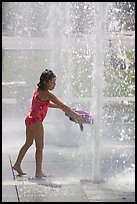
[91,2,108,183]
[2,2,135,188]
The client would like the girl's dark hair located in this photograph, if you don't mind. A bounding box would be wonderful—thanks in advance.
[37,69,56,90]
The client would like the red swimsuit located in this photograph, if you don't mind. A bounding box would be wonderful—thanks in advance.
[25,88,50,126]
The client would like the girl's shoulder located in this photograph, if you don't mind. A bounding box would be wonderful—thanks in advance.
[37,89,50,101]
[46,91,57,99]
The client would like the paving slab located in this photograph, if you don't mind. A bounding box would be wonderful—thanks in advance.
[2,154,19,202]
[81,180,135,202]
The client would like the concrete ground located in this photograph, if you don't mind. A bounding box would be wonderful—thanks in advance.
[2,127,135,202]
[2,146,135,202]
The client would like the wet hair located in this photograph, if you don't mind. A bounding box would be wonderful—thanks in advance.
[37,69,56,90]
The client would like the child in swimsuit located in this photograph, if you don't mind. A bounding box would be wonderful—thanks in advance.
[12,69,84,177]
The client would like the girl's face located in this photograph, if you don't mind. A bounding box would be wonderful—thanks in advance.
[46,77,56,90]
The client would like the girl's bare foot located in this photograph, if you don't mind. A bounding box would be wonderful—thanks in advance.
[35,172,52,178]
[12,165,27,175]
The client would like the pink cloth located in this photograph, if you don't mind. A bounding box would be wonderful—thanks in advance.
[73,108,94,124]
[65,108,94,124]
[25,88,50,126]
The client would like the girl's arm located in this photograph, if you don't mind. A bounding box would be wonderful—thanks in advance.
[47,92,84,124]
[48,102,59,108]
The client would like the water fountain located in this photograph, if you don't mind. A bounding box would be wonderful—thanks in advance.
[2,2,135,202]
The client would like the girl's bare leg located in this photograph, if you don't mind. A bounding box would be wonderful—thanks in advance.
[12,126,33,175]
[33,122,49,177]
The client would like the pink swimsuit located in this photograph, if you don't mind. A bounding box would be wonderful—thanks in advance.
[25,88,50,126]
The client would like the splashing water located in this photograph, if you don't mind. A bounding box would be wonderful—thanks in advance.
[2,2,135,188]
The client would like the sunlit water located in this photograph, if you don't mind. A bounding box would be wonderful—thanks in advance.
[2,2,135,195]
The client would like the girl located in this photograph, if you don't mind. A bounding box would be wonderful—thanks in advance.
[12,69,84,177]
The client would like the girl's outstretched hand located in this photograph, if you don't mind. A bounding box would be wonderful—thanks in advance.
[76,114,85,124]
[65,110,85,124]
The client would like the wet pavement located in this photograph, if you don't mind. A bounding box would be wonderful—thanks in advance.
[2,143,135,202]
